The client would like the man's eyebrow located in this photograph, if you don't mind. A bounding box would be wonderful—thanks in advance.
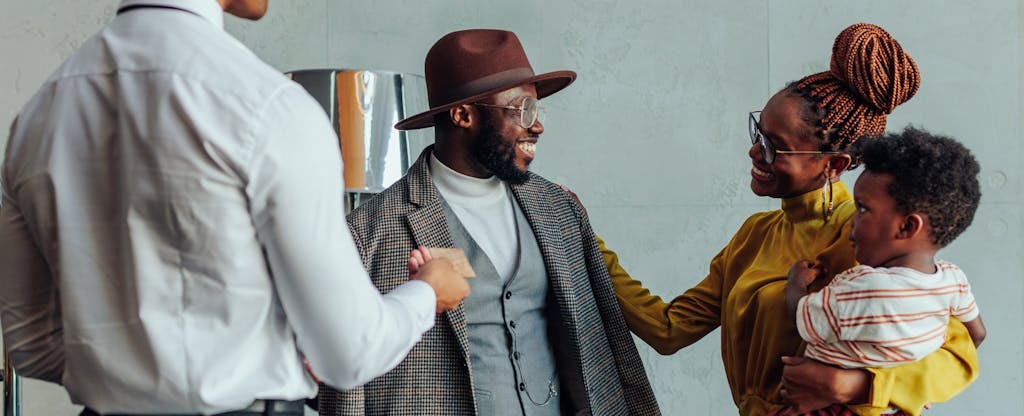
[505,96,527,106]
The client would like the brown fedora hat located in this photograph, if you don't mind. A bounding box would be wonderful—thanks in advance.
[394,29,576,130]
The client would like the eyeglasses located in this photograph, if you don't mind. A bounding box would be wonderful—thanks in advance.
[749,111,839,164]
[473,96,543,129]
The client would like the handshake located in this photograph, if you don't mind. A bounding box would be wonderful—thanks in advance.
[407,246,473,313]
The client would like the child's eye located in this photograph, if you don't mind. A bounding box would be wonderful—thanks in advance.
[857,206,868,213]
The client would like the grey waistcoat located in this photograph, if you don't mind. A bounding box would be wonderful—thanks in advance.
[441,196,562,416]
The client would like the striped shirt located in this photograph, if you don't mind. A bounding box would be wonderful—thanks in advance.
[797,261,979,369]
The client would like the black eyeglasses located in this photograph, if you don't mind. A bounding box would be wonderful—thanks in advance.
[749,111,838,164]
[473,96,543,129]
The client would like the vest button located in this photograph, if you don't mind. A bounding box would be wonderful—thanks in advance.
[514,351,520,360]
[509,320,517,328]
[519,382,526,391]
[505,291,512,299]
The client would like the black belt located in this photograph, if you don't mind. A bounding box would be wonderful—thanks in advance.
[80,399,305,416]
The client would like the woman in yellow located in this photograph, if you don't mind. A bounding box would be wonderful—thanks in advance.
[595,24,977,416]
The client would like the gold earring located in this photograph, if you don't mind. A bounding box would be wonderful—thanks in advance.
[821,175,834,222]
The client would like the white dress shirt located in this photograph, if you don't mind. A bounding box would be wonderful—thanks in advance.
[0,0,435,413]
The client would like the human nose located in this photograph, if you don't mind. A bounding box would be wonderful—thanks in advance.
[748,142,762,161]
[529,118,544,134]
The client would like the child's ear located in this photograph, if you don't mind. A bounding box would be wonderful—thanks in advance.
[896,213,927,240]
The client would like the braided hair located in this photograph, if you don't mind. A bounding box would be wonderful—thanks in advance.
[787,23,921,167]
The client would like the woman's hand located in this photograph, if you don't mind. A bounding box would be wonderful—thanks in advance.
[778,356,870,413]
[558,185,588,218]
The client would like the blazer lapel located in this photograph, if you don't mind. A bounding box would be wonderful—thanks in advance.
[404,147,472,367]
[509,177,579,338]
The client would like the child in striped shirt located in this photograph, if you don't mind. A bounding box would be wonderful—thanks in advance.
[785,127,986,372]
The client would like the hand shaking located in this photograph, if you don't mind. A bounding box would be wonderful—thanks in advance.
[408,246,471,313]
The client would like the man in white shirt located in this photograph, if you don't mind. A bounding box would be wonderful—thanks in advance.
[0,0,468,414]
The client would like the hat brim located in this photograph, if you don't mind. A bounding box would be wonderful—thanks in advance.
[394,70,576,130]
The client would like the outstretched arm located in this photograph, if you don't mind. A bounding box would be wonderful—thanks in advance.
[561,184,722,355]
[249,84,438,389]
[598,235,723,355]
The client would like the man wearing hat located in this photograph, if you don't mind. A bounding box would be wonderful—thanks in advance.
[317,29,660,415]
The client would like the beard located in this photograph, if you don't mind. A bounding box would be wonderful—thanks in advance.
[471,112,531,185]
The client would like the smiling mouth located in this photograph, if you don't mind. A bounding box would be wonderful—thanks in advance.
[751,165,772,179]
[517,142,536,156]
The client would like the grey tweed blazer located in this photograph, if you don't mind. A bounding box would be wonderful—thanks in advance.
[318,147,660,416]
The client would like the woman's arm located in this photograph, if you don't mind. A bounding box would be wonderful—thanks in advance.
[780,319,979,415]
[560,185,724,355]
[599,235,724,355]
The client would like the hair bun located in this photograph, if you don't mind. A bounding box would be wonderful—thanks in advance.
[829,23,920,114]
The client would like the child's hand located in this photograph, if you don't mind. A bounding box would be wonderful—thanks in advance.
[786,260,828,320]
[788,260,826,287]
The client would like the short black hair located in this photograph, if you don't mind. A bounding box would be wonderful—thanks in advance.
[855,127,981,247]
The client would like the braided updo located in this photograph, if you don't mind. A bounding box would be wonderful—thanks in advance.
[789,23,921,166]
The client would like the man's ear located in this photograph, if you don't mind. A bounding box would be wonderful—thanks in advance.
[825,153,853,180]
[449,105,474,129]
[896,213,927,240]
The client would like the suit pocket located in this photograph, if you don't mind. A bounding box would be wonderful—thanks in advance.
[474,388,494,415]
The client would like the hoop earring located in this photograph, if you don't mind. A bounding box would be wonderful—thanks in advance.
[821,176,834,222]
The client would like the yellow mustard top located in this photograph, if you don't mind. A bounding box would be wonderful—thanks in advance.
[601,182,978,416]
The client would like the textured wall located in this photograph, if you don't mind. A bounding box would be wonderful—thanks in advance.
[1,0,1021,414]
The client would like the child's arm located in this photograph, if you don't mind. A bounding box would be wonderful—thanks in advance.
[786,260,826,321]
[962,315,986,348]
[951,271,984,348]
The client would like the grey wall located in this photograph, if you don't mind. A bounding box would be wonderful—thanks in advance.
[2,1,1021,414]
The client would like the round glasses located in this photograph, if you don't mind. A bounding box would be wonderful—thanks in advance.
[749,111,838,164]
[473,96,543,129]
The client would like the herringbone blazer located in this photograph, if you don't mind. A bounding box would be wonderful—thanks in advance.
[318,147,660,415]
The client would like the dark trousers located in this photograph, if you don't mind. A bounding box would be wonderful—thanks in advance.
[80,399,305,416]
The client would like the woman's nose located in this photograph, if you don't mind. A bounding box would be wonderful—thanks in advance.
[748,142,763,161]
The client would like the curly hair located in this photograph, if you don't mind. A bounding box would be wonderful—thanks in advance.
[784,23,921,168]
[855,127,981,247]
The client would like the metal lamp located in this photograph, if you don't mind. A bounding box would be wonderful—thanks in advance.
[285,69,432,213]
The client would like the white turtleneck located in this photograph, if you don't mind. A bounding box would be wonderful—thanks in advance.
[430,153,518,282]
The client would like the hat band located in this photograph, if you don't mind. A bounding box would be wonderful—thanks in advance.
[430,67,536,107]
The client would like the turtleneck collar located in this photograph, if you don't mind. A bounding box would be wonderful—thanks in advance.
[780,181,852,223]
[429,152,507,206]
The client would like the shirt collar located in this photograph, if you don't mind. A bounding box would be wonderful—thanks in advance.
[118,0,224,29]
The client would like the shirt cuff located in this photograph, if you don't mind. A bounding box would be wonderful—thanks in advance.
[865,366,896,408]
[386,280,437,332]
